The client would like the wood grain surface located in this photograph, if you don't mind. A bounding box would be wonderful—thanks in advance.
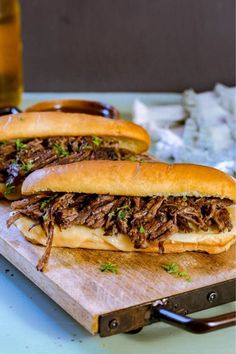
[0,201,235,334]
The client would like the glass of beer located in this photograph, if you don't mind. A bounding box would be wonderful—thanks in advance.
[0,0,22,108]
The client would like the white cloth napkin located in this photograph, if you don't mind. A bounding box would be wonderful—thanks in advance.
[133,84,236,176]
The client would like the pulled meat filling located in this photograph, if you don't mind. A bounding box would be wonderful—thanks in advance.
[8,193,233,271]
[0,137,151,193]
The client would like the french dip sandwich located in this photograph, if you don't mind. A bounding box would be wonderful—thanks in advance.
[8,160,236,271]
[0,112,150,199]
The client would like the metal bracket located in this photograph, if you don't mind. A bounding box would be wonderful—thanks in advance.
[99,278,236,337]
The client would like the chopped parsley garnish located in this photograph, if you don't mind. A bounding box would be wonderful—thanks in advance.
[128,156,137,162]
[117,205,130,220]
[100,262,118,274]
[92,136,102,146]
[40,194,58,210]
[108,205,130,220]
[22,162,33,173]
[81,143,93,150]
[4,183,15,196]
[162,262,192,282]
[53,144,69,157]
[15,139,27,151]
[163,262,179,273]
[139,225,145,234]
[43,211,49,221]
[117,209,127,220]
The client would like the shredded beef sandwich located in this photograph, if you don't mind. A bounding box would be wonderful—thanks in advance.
[0,112,150,199]
[7,160,236,271]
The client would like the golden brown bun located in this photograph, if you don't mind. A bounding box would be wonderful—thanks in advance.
[0,112,150,153]
[4,186,22,201]
[22,160,236,202]
[0,183,22,200]
[13,207,236,254]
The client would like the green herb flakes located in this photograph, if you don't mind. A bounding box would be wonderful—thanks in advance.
[117,209,126,220]
[162,262,192,282]
[139,225,145,234]
[163,262,179,273]
[15,139,27,151]
[117,205,130,220]
[128,156,137,162]
[43,211,49,221]
[4,183,15,196]
[92,136,102,146]
[53,144,69,157]
[40,194,58,210]
[22,162,33,173]
[100,262,118,274]
[109,205,130,220]
[82,143,93,150]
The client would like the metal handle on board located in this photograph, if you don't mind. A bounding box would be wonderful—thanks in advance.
[153,307,236,334]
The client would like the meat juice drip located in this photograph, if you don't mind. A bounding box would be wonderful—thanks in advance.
[0,0,22,108]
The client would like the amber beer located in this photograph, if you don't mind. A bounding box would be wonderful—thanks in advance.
[0,0,22,108]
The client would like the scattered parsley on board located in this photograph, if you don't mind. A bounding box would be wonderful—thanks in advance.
[100,262,119,274]
[162,262,192,282]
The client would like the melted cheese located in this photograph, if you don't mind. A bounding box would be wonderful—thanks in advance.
[168,206,236,243]
[14,206,236,251]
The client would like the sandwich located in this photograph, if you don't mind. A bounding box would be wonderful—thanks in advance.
[7,160,236,271]
[0,112,150,199]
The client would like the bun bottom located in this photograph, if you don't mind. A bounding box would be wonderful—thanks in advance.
[14,207,236,254]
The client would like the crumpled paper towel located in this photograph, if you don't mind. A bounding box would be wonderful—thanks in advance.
[133,84,236,176]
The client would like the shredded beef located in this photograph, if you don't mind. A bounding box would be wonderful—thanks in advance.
[8,193,234,271]
[0,141,16,168]
[36,208,55,272]
[0,136,152,191]
[0,141,17,183]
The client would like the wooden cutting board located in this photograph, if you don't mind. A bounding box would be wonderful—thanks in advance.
[0,201,235,334]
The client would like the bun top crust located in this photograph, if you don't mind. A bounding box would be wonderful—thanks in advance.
[22,160,236,202]
[0,112,150,153]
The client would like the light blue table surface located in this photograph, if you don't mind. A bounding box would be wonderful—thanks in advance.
[1,93,235,354]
